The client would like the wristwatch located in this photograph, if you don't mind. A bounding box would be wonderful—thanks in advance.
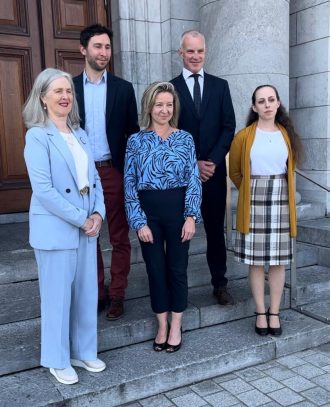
[186,215,197,221]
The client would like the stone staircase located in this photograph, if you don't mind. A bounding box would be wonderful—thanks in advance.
[0,203,329,406]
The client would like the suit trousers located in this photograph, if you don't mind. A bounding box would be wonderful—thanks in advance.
[35,208,98,368]
[201,170,228,288]
[97,166,131,299]
[138,188,189,314]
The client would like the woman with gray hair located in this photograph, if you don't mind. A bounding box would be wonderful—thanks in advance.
[23,68,106,384]
[124,82,202,352]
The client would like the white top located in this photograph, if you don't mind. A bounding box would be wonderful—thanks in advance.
[182,67,204,99]
[250,128,288,176]
[60,131,89,190]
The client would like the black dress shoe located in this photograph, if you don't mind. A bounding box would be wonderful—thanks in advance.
[254,312,268,336]
[166,327,182,353]
[213,287,234,305]
[268,309,282,336]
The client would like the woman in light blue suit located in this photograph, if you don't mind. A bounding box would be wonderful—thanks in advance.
[23,68,106,385]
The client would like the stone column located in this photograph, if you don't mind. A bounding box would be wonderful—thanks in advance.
[290,0,330,214]
[200,0,290,130]
[111,0,200,110]
[199,0,291,209]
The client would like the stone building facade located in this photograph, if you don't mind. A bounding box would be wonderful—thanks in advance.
[111,0,329,214]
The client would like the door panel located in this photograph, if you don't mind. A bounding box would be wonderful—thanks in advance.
[40,0,100,72]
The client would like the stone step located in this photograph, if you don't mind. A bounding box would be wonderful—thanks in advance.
[296,201,326,221]
[1,218,322,286]
[0,279,290,376]
[0,241,318,325]
[297,217,330,247]
[1,310,330,407]
[297,300,330,324]
[285,265,330,305]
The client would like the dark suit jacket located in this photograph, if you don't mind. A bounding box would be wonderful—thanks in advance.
[171,72,236,176]
[73,72,139,172]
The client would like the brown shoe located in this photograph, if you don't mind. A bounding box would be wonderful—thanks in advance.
[106,298,124,320]
[213,287,234,306]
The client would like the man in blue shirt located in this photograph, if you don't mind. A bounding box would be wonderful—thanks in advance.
[73,24,139,320]
[171,30,236,305]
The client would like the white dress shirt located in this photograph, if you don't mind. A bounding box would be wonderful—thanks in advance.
[182,67,204,99]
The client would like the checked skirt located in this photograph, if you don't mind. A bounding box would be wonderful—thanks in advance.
[235,174,292,266]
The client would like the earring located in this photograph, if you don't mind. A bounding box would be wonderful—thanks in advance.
[43,104,47,110]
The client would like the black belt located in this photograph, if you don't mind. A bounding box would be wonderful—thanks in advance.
[95,159,113,168]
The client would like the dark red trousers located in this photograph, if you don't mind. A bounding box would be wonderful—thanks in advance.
[97,166,131,300]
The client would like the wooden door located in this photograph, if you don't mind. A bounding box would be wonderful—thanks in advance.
[0,0,42,213]
[0,0,110,214]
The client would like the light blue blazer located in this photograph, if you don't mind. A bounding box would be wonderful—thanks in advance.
[24,121,105,250]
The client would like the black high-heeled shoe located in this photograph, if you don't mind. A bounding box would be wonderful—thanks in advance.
[153,322,170,352]
[254,312,268,336]
[268,309,282,336]
[166,327,182,353]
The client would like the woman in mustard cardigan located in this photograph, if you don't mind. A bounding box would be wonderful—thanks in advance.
[229,85,301,336]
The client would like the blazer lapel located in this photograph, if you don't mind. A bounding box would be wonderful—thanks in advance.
[105,73,118,125]
[74,73,85,128]
[200,72,212,117]
[175,74,199,119]
[46,121,79,186]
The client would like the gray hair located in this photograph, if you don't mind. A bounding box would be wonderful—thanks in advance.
[140,82,180,129]
[179,30,206,49]
[22,68,80,129]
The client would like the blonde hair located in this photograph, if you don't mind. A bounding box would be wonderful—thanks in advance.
[22,68,80,129]
[140,82,180,129]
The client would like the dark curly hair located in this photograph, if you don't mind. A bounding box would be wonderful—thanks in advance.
[80,24,113,48]
[246,84,302,164]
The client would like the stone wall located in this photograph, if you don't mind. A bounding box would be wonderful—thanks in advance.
[290,0,330,213]
[111,0,199,109]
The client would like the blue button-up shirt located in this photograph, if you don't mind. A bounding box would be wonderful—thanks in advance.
[124,130,202,231]
[83,71,110,161]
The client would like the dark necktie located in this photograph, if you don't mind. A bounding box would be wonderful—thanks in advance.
[191,73,201,115]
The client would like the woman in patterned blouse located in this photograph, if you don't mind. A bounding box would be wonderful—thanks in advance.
[124,82,202,353]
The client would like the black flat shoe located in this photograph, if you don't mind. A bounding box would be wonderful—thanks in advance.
[166,327,182,353]
[268,309,282,336]
[153,322,170,352]
[254,312,268,336]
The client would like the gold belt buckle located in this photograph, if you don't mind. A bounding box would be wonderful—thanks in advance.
[80,186,89,195]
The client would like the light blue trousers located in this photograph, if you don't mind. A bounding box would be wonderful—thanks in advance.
[35,230,98,369]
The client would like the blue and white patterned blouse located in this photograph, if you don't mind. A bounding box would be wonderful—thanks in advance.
[124,129,202,231]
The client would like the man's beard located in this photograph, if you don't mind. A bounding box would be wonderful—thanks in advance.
[87,57,108,72]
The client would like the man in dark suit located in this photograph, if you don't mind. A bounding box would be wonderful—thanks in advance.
[73,24,139,319]
[171,30,236,305]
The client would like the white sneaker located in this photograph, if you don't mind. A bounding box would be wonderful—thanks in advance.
[70,358,106,373]
[49,366,78,385]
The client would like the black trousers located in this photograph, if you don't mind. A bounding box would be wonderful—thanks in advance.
[201,169,228,288]
[138,188,189,314]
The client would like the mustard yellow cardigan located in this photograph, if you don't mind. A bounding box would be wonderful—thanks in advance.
[229,121,297,238]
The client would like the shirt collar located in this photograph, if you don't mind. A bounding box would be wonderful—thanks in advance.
[83,70,107,85]
[182,67,204,81]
